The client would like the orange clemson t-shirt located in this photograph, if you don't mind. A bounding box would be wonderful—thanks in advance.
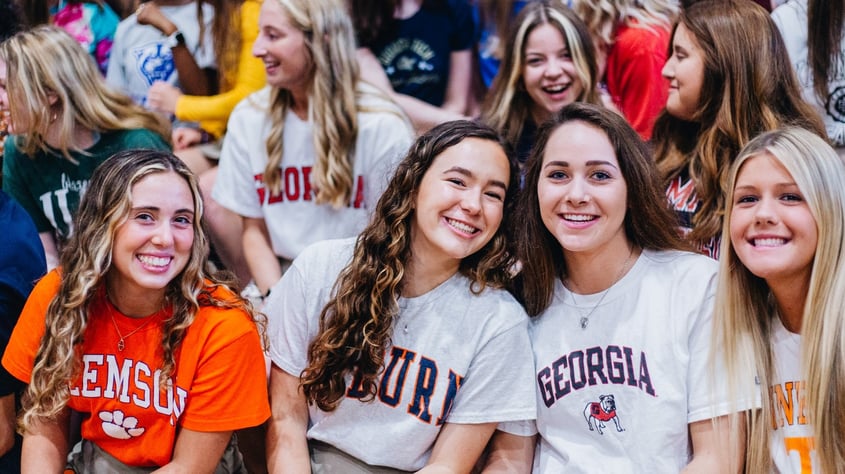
[2,270,270,467]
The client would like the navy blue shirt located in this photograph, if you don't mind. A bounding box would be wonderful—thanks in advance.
[370,0,474,106]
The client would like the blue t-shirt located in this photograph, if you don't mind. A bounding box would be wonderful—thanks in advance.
[370,0,474,106]
[473,0,528,88]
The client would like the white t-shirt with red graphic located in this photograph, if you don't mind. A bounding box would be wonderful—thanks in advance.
[212,86,412,261]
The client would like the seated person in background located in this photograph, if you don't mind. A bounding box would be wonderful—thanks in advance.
[350,0,475,132]
[212,0,413,296]
[106,0,215,107]
[0,190,46,474]
[0,26,170,270]
[481,0,605,165]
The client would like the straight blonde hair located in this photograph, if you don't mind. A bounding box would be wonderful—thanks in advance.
[715,127,845,473]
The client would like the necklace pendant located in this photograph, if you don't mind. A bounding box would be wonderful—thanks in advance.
[579,317,589,329]
[403,324,409,334]
[117,339,125,351]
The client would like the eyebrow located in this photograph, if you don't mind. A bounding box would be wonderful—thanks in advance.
[543,160,619,169]
[443,166,508,190]
[734,182,799,192]
[132,206,195,215]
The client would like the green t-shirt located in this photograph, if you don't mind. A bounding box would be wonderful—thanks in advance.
[2,129,170,241]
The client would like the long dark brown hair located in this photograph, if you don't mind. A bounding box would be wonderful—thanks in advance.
[652,0,824,245]
[514,103,685,317]
[300,120,518,411]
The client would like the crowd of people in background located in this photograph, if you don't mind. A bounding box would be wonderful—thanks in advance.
[0,0,843,472]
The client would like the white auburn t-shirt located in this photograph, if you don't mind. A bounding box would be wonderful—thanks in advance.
[263,238,537,471]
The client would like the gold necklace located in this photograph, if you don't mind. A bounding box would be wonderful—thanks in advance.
[110,313,155,351]
[567,246,636,330]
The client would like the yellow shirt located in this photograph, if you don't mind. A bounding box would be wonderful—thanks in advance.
[174,0,266,138]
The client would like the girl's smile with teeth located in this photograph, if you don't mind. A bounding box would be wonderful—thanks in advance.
[137,255,172,267]
[562,213,596,222]
[752,237,787,247]
[445,217,479,234]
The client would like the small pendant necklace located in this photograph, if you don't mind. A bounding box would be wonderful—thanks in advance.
[110,313,155,351]
[567,246,636,330]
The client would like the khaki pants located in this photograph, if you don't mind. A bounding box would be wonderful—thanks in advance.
[66,435,246,473]
[309,441,412,474]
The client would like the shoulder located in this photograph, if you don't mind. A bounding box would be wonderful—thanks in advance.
[291,238,356,277]
[640,249,718,283]
[613,22,670,55]
[105,128,168,147]
[772,0,808,26]
[241,0,261,19]
[191,284,257,342]
[458,277,529,331]
[233,86,272,116]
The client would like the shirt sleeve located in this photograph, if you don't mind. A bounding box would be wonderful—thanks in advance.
[449,0,475,52]
[211,103,266,218]
[1,147,53,233]
[1,271,60,384]
[174,0,266,139]
[123,129,171,151]
[179,310,270,431]
[263,263,314,377]
[446,316,537,424]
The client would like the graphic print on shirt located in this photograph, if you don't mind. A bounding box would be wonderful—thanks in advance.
[771,378,815,473]
[584,394,625,435]
[378,38,438,90]
[40,173,89,238]
[536,345,657,409]
[664,174,720,259]
[345,345,465,426]
[253,168,367,208]
[132,42,175,89]
[99,409,145,439]
[70,354,189,437]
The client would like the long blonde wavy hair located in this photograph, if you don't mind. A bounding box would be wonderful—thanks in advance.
[21,150,261,430]
[714,127,845,473]
[300,121,518,411]
[652,0,824,246]
[481,0,602,149]
[0,26,171,161]
[263,0,367,208]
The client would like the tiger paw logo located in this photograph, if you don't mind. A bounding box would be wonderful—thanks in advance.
[584,394,625,435]
[99,410,145,439]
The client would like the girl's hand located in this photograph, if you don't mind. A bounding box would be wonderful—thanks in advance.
[135,2,178,36]
[172,127,203,150]
[148,82,183,115]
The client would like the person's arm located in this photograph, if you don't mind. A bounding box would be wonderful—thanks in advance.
[682,416,743,473]
[38,232,58,271]
[21,407,71,473]
[169,0,267,138]
[481,432,535,474]
[135,2,213,96]
[417,422,497,474]
[242,217,282,295]
[266,364,310,473]
[153,429,233,474]
[357,47,470,133]
[0,394,15,457]
[392,49,473,132]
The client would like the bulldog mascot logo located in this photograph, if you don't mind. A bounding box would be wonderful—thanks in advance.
[584,394,625,435]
